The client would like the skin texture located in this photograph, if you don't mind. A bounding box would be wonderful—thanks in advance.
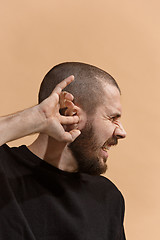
[68,84,126,175]
[29,83,126,175]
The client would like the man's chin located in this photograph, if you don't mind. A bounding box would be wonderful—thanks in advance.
[97,163,108,175]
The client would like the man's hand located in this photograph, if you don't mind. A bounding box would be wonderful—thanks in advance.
[0,75,81,146]
[38,75,81,142]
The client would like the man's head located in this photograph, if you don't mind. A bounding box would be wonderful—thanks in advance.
[39,62,126,175]
[38,62,120,114]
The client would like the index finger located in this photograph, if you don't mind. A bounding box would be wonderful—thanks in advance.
[52,75,74,95]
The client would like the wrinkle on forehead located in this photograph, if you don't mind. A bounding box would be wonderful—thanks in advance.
[101,83,122,114]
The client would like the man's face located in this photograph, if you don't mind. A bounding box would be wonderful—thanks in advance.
[68,84,126,175]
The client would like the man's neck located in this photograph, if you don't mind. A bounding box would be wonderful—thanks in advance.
[28,134,78,172]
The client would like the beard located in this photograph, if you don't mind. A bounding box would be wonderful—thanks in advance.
[68,121,108,175]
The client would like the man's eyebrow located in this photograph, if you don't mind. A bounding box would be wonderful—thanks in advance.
[104,107,121,118]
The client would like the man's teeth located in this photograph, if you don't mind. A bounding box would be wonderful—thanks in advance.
[102,146,110,151]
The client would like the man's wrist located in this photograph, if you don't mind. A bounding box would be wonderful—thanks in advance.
[27,105,47,134]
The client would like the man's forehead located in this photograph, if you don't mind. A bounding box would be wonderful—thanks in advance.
[103,83,120,97]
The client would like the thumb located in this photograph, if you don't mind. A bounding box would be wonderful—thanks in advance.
[68,129,81,142]
[59,129,81,143]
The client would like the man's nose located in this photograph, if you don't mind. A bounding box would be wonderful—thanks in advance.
[114,122,126,139]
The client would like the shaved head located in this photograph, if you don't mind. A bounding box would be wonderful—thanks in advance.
[39,62,120,114]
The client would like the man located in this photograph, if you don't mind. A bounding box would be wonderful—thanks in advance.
[0,62,126,239]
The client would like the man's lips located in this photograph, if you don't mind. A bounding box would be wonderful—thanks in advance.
[100,148,109,163]
[101,145,110,159]
[101,140,118,160]
[102,138,118,151]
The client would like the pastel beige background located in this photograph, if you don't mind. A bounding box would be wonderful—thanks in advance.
[0,0,159,239]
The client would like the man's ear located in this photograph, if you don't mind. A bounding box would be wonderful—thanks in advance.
[64,105,87,130]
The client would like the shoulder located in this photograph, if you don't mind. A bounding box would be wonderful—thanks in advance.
[81,173,124,202]
[0,144,19,173]
[81,173,120,190]
[0,144,11,163]
[0,143,9,154]
[0,144,20,158]
[0,144,34,177]
[80,173,125,220]
[0,144,20,162]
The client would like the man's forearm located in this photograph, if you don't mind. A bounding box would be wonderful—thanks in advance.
[0,105,45,146]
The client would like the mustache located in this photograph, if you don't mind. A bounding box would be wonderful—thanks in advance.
[106,137,118,146]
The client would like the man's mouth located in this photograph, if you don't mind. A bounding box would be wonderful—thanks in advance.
[102,138,118,152]
[102,145,110,152]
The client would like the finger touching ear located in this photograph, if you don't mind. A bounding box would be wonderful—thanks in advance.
[59,91,74,109]
[64,105,87,131]
[65,107,77,117]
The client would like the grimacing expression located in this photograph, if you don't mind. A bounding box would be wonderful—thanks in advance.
[68,84,126,175]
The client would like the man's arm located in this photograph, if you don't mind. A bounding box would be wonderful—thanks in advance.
[0,75,81,146]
